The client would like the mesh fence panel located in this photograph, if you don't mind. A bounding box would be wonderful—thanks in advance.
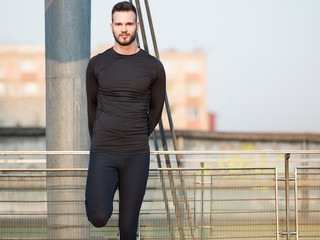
[296,167,320,240]
[209,169,278,240]
[141,168,278,240]
[0,170,48,239]
[0,168,277,240]
[0,170,114,240]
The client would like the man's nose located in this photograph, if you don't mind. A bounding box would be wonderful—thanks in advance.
[121,25,127,32]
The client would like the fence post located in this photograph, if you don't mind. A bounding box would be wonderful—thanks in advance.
[200,162,205,240]
[285,153,291,240]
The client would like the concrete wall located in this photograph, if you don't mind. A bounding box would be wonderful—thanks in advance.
[0,128,45,168]
[1,128,319,170]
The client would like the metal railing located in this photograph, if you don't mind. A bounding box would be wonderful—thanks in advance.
[295,167,320,240]
[0,150,320,239]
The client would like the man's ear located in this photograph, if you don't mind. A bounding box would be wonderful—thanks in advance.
[136,22,140,33]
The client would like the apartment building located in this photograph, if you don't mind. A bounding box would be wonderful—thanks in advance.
[0,45,45,127]
[160,50,209,131]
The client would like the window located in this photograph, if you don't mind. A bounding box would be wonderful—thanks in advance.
[162,59,178,74]
[186,106,199,121]
[0,82,7,96]
[186,81,201,97]
[185,60,202,73]
[23,82,38,96]
[20,59,37,73]
[166,82,176,96]
[0,61,5,78]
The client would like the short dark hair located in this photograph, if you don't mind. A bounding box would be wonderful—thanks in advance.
[112,1,137,22]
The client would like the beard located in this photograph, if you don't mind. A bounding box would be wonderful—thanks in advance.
[113,28,137,46]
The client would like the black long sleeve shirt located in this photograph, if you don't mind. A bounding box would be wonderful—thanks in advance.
[86,47,166,154]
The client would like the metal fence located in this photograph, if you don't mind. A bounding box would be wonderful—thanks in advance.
[295,167,320,240]
[0,150,320,239]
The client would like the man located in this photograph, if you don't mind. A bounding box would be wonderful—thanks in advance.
[85,1,166,239]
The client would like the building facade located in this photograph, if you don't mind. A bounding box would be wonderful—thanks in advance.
[160,50,211,131]
[0,45,45,127]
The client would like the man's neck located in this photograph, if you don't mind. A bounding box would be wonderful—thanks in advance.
[113,43,139,55]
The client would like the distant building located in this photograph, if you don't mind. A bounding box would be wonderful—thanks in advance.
[0,44,214,131]
[160,50,211,131]
[0,45,45,127]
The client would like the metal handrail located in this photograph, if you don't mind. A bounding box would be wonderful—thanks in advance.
[1,150,320,155]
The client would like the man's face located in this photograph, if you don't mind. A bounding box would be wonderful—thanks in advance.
[111,11,139,46]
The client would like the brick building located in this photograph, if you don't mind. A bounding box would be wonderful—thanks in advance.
[0,45,45,127]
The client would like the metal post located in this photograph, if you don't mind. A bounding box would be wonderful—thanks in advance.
[275,169,280,240]
[159,120,186,239]
[45,0,91,239]
[132,4,174,236]
[134,0,149,52]
[285,153,291,240]
[200,162,205,240]
[152,132,174,239]
[210,174,213,237]
[143,1,195,237]
[133,1,186,238]
[294,168,299,240]
[301,139,309,223]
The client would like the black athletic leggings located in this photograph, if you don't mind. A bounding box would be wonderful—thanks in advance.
[85,152,150,240]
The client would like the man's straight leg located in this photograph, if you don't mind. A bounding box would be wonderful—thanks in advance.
[118,153,150,240]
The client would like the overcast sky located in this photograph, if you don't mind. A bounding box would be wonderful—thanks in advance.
[1,0,319,133]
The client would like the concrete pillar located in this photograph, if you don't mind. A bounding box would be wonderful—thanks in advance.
[45,0,91,239]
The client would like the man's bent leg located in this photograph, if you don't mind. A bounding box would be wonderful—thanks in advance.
[85,152,119,228]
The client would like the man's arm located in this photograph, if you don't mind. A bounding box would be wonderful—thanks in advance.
[148,60,166,135]
[86,57,98,140]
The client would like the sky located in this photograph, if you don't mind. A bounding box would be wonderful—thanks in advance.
[0,0,320,133]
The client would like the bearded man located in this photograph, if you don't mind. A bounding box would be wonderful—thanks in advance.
[85,1,166,239]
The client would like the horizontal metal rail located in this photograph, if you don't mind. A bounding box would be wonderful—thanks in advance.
[1,159,320,165]
[0,150,320,155]
[0,167,276,172]
[2,158,320,165]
